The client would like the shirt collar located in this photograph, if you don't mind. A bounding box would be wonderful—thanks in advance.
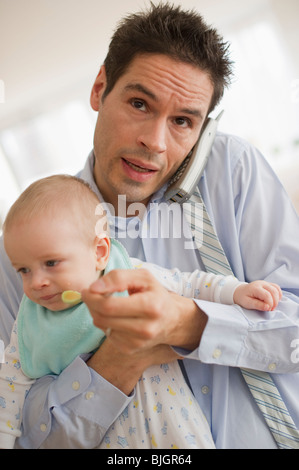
[79,150,103,202]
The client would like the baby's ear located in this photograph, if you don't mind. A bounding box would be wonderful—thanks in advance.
[94,234,110,271]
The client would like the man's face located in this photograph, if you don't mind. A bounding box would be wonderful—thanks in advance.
[90,54,214,212]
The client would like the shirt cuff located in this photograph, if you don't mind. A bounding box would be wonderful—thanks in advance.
[67,365,134,428]
[174,300,249,367]
[18,356,133,448]
[51,356,134,426]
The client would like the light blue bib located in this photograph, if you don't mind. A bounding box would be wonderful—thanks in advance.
[17,239,132,378]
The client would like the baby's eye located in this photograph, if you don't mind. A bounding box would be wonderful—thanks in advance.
[18,267,30,274]
[46,260,59,267]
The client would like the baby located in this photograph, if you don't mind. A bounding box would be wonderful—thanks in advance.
[0,175,282,449]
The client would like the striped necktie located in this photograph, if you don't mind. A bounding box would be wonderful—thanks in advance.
[183,190,299,449]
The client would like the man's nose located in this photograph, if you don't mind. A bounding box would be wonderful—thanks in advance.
[137,119,167,154]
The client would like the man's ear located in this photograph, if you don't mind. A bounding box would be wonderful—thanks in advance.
[94,234,110,271]
[90,65,107,111]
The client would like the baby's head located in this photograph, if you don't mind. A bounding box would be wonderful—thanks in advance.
[3,175,110,311]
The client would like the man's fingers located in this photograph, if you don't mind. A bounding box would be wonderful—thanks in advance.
[88,268,157,295]
[81,269,167,343]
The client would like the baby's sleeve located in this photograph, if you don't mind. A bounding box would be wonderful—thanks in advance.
[130,258,244,305]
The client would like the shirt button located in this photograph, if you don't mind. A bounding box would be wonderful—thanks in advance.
[85,391,94,400]
[201,386,210,395]
[72,380,80,391]
[268,363,277,371]
[40,423,47,432]
[212,348,222,359]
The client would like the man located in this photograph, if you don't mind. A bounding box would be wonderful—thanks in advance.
[0,3,298,449]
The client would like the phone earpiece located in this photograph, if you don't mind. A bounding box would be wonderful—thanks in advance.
[165,110,224,203]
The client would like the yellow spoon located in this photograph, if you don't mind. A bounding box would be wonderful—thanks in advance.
[61,290,82,305]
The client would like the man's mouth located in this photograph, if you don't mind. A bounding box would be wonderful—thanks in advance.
[122,158,157,173]
[121,157,159,182]
[126,160,153,173]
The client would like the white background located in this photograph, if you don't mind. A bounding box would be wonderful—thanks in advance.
[0,0,298,229]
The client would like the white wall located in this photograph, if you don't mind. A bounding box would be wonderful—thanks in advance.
[0,0,298,224]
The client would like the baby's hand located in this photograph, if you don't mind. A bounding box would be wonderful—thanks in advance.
[233,281,282,311]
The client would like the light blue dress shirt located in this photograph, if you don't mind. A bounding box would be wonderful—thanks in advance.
[1,132,299,449]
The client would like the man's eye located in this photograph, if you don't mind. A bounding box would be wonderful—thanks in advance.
[131,99,146,111]
[175,117,191,128]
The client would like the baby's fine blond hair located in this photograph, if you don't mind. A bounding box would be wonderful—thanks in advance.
[3,175,109,244]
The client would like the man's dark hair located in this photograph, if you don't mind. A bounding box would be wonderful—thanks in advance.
[103,2,233,112]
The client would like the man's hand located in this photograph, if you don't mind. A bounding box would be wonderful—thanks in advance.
[87,339,181,396]
[83,268,207,395]
[82,268,207,354]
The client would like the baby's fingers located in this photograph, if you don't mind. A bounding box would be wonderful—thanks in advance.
[255,283,281,311]
[246,297,273,312]
[233,281,282,311]
[269,283,283,301]
[263,283,282,310]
